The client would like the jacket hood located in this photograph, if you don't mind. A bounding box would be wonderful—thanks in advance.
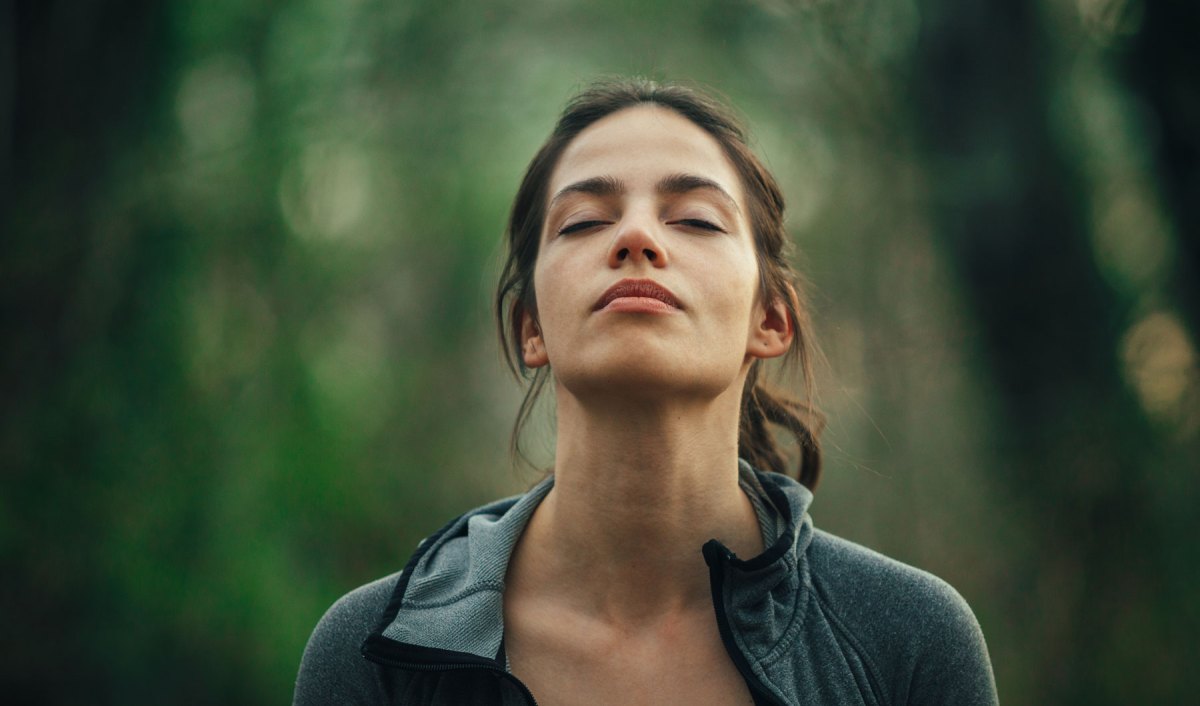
[364,461,815,668]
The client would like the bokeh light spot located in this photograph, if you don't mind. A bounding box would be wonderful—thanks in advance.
[279,142,374,243]
[1089,179,1174,293]
[175,54,257,154]
[1121,311,1199,430]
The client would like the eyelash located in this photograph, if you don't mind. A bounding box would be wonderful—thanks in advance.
[556,218,725,235]
[671,218,725,233]
[557,220,607,235]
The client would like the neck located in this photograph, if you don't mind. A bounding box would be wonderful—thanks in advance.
[510,383,764,625]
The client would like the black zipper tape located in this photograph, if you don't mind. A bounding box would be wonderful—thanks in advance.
[704,540,788,706]
[362,636,539,706]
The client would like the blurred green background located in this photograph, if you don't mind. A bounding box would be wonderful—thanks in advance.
[3,0,1198,703]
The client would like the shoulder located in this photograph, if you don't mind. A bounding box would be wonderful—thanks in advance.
[806,529,998,705]
[294,573,400,706]
[292,486,540,705]
[807,529,976,632]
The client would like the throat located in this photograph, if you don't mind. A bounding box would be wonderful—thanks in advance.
[505,464,766,625]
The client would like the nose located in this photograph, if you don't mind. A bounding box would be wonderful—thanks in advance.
[607,213,668,268]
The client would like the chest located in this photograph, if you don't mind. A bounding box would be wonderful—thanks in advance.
[503,606,754,706]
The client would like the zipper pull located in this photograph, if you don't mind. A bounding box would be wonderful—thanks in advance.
[702,539,735,567]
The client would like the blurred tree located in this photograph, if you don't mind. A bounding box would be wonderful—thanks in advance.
[912,0,1199,703]
[2,1,181,702]
[1124,1,1200,334]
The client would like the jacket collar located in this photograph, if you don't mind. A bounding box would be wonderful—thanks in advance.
[363,461,814,666]
[704,466,815,668]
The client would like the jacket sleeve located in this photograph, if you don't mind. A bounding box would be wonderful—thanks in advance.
[807,531,998,706]
[902,577,998,706]
[294,573,400,706]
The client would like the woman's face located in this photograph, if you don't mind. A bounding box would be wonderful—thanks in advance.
[523,105,791,401]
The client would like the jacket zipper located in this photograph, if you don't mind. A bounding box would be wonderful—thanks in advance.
[703,540,788,706]
[364,644,539,706]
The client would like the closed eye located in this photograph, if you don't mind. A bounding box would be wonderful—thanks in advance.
[669,218,726,233]
[557,220,608,235]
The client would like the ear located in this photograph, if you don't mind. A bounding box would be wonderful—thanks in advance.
[518,305,550,369]
[747,294,794,361]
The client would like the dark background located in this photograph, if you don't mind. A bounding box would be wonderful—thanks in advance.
[3,0,1197,703]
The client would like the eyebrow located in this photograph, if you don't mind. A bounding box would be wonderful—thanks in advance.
[550,175,624,204]
[549,173,741,213]
[657,173,740,213]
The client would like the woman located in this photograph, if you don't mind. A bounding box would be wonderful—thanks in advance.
[294,79,998,705]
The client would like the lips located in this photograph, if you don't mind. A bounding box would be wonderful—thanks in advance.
[593,278,682,311]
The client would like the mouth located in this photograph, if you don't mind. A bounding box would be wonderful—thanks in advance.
[593,278,682,312]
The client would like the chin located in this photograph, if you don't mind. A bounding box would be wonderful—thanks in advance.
[552,346,742,403]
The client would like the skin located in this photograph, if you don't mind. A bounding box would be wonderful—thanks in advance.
[503,105,794,705]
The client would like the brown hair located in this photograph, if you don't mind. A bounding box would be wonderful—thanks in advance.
[495,78,824,489]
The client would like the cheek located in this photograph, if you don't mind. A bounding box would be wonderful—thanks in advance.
[530,256,569,342]
[531,241,564,294]
[709,250,760,313]
[711,260,763,351]
[531,249,560,305]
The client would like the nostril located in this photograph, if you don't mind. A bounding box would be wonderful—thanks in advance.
[617,248,629,261]
[644,249,657,262]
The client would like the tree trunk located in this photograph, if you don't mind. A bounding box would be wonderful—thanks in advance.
[911,0,1196,702]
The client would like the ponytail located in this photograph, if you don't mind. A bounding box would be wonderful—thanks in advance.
[739,366,824,490]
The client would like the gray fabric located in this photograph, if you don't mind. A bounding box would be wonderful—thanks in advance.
[739,468,780,548]
[295,462,998,705]
[294,573,398,705]
[381,483,552,659]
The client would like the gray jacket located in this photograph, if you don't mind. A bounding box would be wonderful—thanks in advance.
[295,463,998,705]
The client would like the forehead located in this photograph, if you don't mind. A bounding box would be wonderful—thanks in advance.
[548,105,743,202]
